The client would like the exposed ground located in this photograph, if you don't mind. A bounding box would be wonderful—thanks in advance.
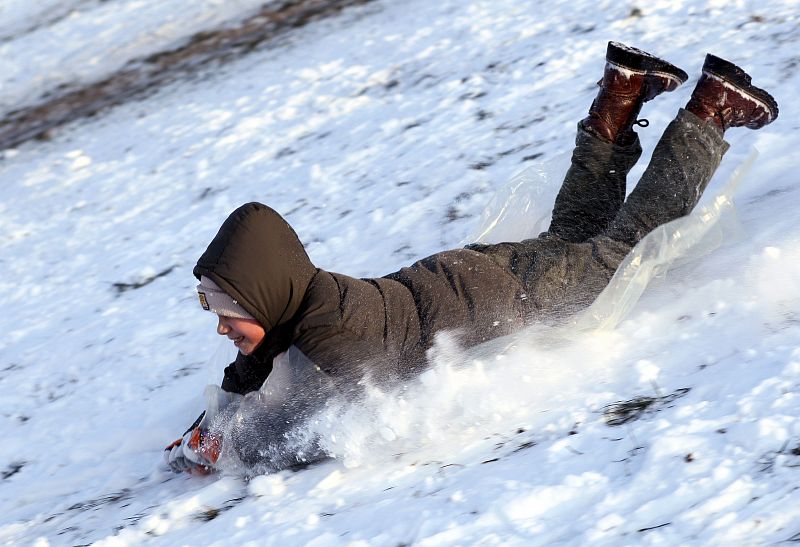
[0,0,373,151]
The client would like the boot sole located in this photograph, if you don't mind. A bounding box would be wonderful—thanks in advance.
[607,41,689,86]
[702,54,779,122]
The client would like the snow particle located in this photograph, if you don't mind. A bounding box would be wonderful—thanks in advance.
[450,490,465,502]
[635,359,660,384]
[762,246,781,259]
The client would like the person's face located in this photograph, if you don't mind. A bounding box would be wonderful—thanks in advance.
[216,315,266,355]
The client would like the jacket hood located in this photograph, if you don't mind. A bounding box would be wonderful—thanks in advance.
[193,202,317,331]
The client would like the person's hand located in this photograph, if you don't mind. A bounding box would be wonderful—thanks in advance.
[164,436,192,473]
[164,427,222,474]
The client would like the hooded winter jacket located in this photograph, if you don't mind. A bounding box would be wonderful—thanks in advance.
[193,202,632,396]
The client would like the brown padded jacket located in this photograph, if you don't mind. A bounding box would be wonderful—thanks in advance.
[194,202,632,395]
[193,202,540,394]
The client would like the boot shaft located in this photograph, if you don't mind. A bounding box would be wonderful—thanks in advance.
[583,42,688,145]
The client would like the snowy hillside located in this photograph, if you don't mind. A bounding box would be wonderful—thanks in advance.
[0,0,271,111]
[1,0,799,545]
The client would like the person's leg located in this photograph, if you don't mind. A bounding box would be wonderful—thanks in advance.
[474,54,778,322]
[604,54,779,247]
[548,127,640,243]
[548,42,687,243]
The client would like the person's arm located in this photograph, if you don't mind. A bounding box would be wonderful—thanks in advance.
[165,322,296,473]
[220,350,274,395]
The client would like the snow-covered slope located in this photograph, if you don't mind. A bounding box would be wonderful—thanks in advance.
[1,0,799,544]
[0,0,271,111]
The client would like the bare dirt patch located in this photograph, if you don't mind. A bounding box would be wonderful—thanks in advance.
[0,0,374,151]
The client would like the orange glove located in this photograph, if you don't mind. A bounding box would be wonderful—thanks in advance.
[164,428,221,474]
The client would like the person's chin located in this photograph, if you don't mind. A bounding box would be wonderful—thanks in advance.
[237,337,265,356]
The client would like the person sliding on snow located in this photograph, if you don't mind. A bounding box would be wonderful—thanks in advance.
[166,42,778,474]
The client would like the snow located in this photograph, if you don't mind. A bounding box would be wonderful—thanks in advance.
[1,0,799,545]
[0,0,270,110]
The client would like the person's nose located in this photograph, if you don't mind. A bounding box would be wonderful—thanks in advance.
[216,317,229,336]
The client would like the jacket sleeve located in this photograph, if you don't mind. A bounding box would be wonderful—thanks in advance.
[220,351,274,395]
[177,358,265,439]
[293,325,423,386]
[218,320,297,395]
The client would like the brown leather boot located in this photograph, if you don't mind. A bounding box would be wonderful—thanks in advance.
[686,54,779,132]
[583,41,688,146]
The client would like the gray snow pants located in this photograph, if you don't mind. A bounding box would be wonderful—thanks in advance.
[472,108,730,319]
[550,108,730,246]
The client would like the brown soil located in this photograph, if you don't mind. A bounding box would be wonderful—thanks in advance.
[0,0,374,151]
